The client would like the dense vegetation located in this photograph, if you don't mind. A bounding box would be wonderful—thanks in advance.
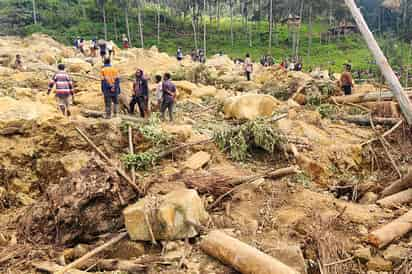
[1,0,412,73]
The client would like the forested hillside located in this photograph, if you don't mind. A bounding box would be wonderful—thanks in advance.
[0,0,411,72]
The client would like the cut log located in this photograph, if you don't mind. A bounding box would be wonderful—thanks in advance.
[200,230,299,274]
[344,0,412,125]
[368,210,412,248]
[80,109,145,124]
[339,116,400,126]
[89,259,146,272]
[381,170,412,197]
[330,91,412,104]
[377,189,412,208]
[32,261,87,274]
[55,232,128,274]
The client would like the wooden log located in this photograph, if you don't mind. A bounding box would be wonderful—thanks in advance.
[200,230,299,274]
[55,232,128,274]
[339,115,400,126]
[128,125,136,185]
[32,261,87,274]
[381,169,412,197]
[368,210,412,248]
[89,259,146,272]
[344,0,412,125]
[80,109,145,124]
[330,91,412,104]
[377,189,412,208]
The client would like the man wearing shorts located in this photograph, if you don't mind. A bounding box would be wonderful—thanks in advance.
[48,64,74,116]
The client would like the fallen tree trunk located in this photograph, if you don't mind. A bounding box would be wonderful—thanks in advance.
[338,116,400,126]
[377,189,412,208]
[368,210,412,248]
[87,259,146,272]
[330,91,412,104]
[200,230,299,274]
[80,109,145,124]
[32,261,87,274]
[381,169,412,197]
[55,232,128,274]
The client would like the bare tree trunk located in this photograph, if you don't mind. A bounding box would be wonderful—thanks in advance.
[137,5,144,48]
[157,0,161,45]
[295,0,304,59]
[103,6,108,40]
[192,3,198,49]
[269,0,273,50]
[307,3,313,65]
[124,4,132,47]
[114,16,119,41]
[32,0,37,24]
[203,0,207,55]
[230,0,234,47]
[217,0,220,32]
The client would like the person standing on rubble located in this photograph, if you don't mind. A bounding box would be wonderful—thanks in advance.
[122,34,129,49]
[244,53,253,81]
[340,64,354,96]
[100,58,121,119]
[160,73,176,122]
[107,40,115,58]
[154,75,163,110]
[47,64,74,117]
[177,47,183,62]
[99,40,107,60]
[129,69,149,118]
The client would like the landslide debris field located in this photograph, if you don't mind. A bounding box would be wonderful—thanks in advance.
[0,34,412,274]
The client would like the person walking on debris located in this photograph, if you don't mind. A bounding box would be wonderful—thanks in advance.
[100,58,121,119]
[130,69,149,118]
[47,64,74,117]
[177,47,183,62]
[107,40,115,58]
[79,38,85,55]
[98,40,107,60]
[340,64,354,96]
[244,53,253,81]
[191,48,198,62]
[122,34,129,49]
[154,75,163,110]
[199,49,206,63]
[90,38,98,57]
[160,73,176,121]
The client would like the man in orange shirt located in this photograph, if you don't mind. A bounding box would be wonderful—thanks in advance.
[100,58,121,118]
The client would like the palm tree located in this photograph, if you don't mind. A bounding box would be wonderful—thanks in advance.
[116,0,132,46]
[32,0,37,24]
[96,0,108,40]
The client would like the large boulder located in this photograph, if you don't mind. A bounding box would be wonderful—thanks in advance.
[124,189,209,241]
[63,58,93,73]
[223,94,282,120]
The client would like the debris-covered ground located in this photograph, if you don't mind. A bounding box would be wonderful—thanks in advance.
[0,34,412,274]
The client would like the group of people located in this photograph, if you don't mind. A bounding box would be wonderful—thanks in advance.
[190,48,206,63]
[260,55,275,67]
[280,59,303,71]
[47,58,176,121]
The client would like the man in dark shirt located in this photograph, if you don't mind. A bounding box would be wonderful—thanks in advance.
[160,73,176,122]
[130,69,149,118]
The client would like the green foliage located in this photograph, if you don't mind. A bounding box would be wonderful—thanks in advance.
[317,104,338,119]
[121,150,158,170]
[214,118,286,161]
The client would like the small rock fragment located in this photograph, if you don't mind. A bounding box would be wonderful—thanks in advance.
[367,256,393,272]
[359,192,379,204]
[353,247,372,263]
[183,151,211,170]
[383,245,410,265]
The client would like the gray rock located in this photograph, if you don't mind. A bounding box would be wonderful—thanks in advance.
[367,256,393,272]
[353,247,372,263]
[383,245,410,265]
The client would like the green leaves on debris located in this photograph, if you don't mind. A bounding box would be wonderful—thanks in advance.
[121,114,173,171]
[214,118,286,161]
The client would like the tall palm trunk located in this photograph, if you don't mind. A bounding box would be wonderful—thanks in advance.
[102,6,108,40]
[124,5,132,46]
[230,0,234,47]
[307,3,313,64]
[137,5,144,48]
[295,0,304,59]
[157,0,161,44]
[269,0,273,50]
[192,3,198,49]
[203,0,207,55]
[32,0,37,24]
